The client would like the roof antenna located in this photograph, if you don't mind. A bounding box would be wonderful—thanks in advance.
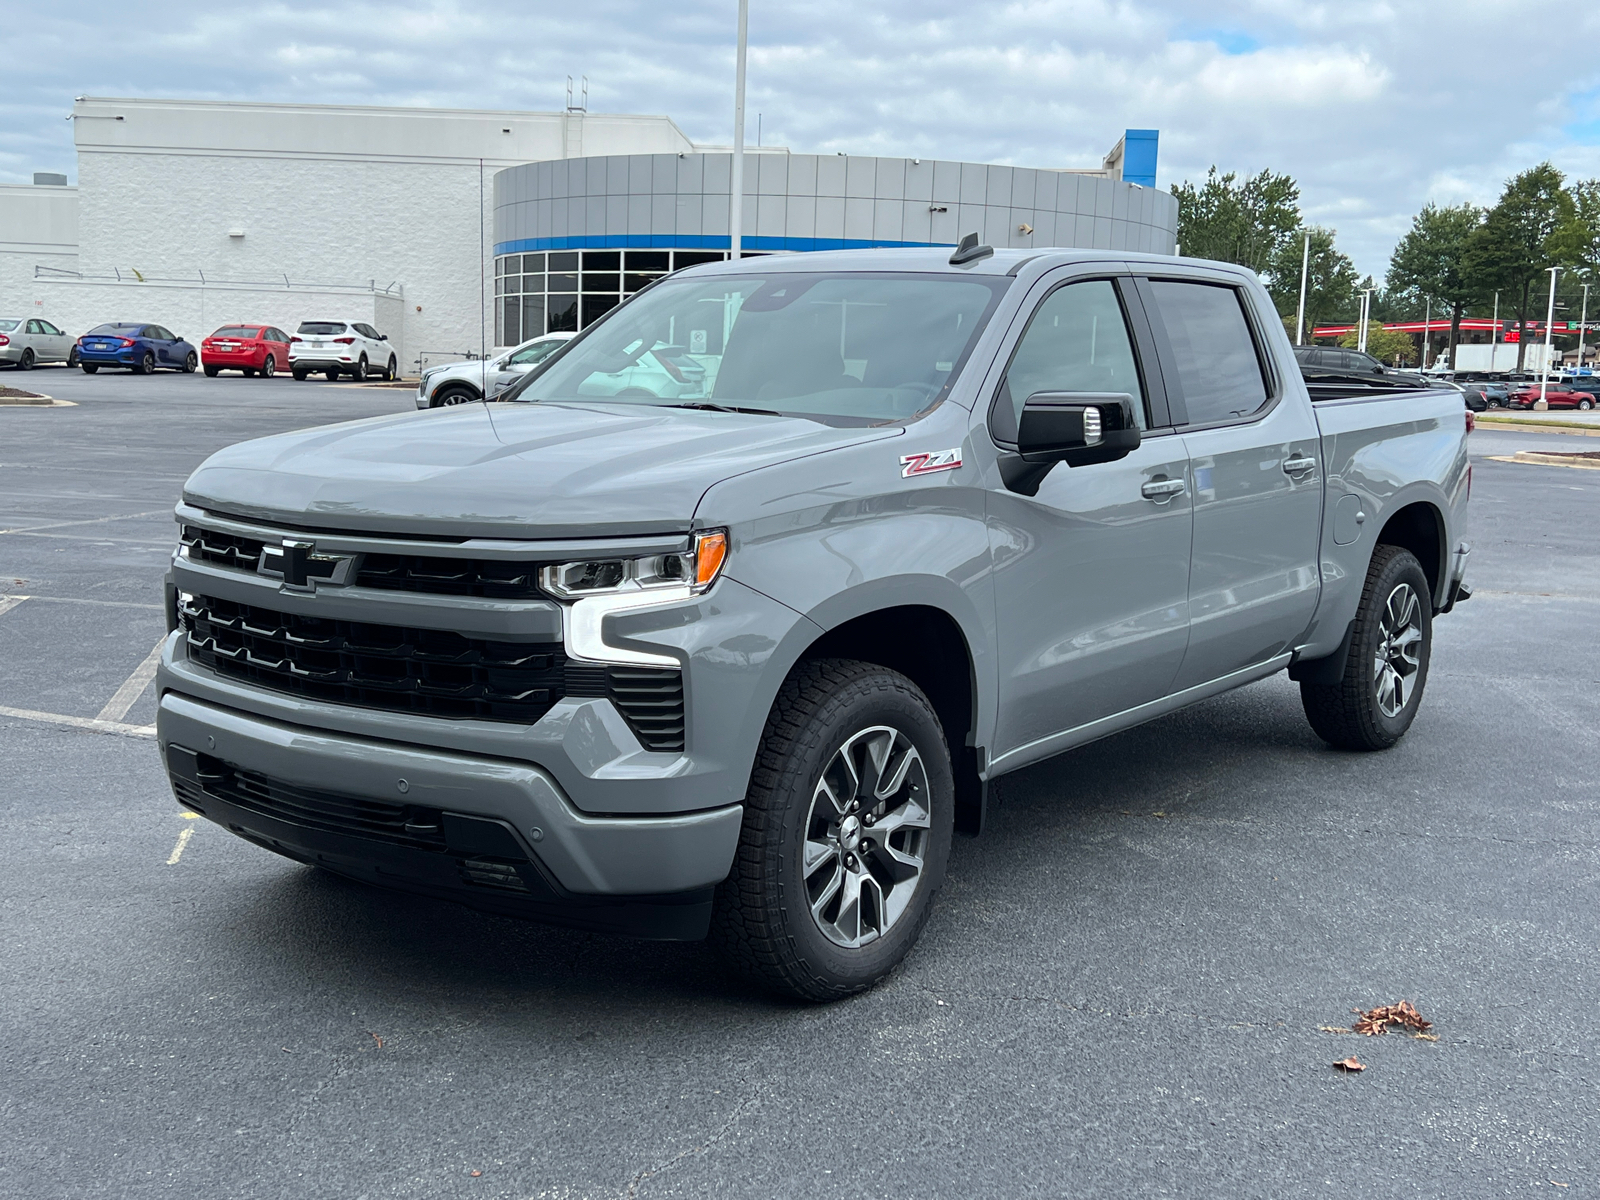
[949,232,993,266]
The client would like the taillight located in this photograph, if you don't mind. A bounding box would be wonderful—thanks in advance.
[1465,410,1475,433]
[290,336,302,343]
[0,334,9,347]
[119,338,135,347]
[333,336,355,345]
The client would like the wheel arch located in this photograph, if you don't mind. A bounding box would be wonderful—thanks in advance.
[1374,500,1446,607]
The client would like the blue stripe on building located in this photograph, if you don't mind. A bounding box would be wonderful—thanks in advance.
[492,234,954,256]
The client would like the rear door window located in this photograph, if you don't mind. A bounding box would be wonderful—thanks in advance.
[1145,281,1269,426]
[994,279,1148,442]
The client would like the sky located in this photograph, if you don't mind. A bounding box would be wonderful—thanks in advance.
[4,0,1598,279]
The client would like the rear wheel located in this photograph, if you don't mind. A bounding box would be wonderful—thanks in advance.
[204,365,220,377]
[711,658,953,1002]
[133,351,155,375]
[81,363,99,374]
[1301,545,1433,751]
[262,355,276,379]
[352,355,368,382]
[182,352,198,373]
[18,349,34,371]
[292,368,308,381]
[323,368,339,382]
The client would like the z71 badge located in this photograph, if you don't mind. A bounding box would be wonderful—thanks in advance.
[899,448,963,478]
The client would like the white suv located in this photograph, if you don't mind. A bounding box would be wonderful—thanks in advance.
[289,320,398,382]
[415,333,573,409]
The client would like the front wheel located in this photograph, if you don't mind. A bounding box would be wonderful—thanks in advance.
[1301,544,1433,751]
[67,346,79,368]
[1579,398,1594,411]
[711,658,954,1002]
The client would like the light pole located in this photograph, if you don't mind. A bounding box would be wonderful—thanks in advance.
[1579,281,1592,374]
[728,0,749,262]
[1537,265,1559,410]
[1489,290,1499,372]
[1420,296,1430,370]
[1295,230,1311,345]
[1358,288,1374,353]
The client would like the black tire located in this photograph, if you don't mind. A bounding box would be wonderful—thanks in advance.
[133,351,155,375]
[81,363,98,374]
[1580,399,1594,411]
[711,658,954,1002]
[19,349,34,371]
[324,368,339,382]
[204,365,220,377]
[352,355,368,382]
[1301,545,1433,751]
[67,346,79,368]
[433,386,478,407]
[292,368,308,381]
[262,355,275,379]
[384,355,397,382]
[182,352,198,373]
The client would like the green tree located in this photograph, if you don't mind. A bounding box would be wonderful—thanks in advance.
[1462,164,1578,369]
[1174,167,1302,273]
[1569,179,1600,276]
[1339,321,1415,365]
[1386,202,1484,367]
[1266,226,1359,340]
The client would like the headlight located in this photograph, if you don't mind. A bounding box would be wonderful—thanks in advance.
[542,529,728,599]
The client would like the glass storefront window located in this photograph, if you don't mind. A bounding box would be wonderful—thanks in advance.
[625,250,671,272]
[521,297,545,343]
[548,294,579,333]
[493,249,737,340]
[549,273,579,293]
[549,251,579,272]
[583,273,621,293]
[584,251,621,271]
[582,295,620,327]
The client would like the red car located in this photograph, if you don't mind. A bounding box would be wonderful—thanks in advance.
[200,324,292,378]
[1509,385,1596,410]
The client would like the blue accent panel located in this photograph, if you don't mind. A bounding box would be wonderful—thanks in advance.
[492,233,952,256]
[1122,129,1159,189]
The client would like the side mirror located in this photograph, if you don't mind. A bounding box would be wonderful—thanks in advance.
[1001,391,1141,495]
[379,333,388,341]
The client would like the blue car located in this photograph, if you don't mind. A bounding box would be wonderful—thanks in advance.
[77,323,198,375]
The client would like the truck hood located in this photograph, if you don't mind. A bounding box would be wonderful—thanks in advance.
[182,400,902,539]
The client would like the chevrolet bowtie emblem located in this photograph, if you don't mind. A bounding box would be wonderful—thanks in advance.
[258,539,358,592]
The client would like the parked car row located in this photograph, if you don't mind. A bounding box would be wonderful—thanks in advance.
[0,315,398,380]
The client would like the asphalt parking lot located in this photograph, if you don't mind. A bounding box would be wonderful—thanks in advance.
[3,365,1598,1198]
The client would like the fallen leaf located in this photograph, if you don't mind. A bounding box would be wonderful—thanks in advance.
[1413,1032,1440,1042]
[1550,1182,1568,1189]
[1352,1000,1432,1036]
[470,1170,483,1178]
[1334,1056,1366,1073]
[1318,1025,1352,1034]
[370,1033,384,1050]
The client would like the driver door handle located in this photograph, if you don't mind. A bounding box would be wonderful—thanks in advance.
[1283,455,1317,475]
[1141,478,1186,500]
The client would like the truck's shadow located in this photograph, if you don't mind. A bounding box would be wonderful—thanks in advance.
[211,675,1327,1018]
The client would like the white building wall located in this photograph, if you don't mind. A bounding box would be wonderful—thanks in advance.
[0,183,80,324]
[56,98,695,368]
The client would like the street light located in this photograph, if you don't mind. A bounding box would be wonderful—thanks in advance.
[728,0,749,261]
[1537,266,1559,410]
[1579,281,1592,375]
[1358,288,1374,353]
[1420,295,1430,369]
[1295,230,1311,346]
[1489,290,1500,372]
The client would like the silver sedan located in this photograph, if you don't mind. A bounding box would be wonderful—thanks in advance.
[0,317,77,369]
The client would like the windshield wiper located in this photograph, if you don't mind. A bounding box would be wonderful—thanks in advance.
[660,402,785,417]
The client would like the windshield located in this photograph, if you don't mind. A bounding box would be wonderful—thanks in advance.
[504,272,1007,423]
[298,322,348,335]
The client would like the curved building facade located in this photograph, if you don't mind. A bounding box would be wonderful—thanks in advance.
[491,151,1177,344]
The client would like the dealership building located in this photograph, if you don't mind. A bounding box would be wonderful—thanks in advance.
[0,97,1174,371]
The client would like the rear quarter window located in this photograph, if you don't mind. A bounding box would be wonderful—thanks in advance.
[1147,281,1269,425]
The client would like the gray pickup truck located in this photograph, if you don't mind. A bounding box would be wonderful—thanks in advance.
[157,243,1470,1001]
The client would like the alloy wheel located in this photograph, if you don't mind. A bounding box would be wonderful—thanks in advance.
[803,725,931,949]
[1373,582,1423,719]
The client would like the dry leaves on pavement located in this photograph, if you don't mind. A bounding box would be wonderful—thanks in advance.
[1352,1000,1432,1036]
[1333,1056,1366,1073]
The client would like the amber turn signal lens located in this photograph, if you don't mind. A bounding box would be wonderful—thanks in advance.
[694,530,728,589]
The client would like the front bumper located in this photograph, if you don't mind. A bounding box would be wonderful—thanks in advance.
[157,690,742,938]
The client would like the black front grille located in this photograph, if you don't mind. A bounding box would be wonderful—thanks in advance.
[170,749,447,851]
[180,525,545,599]
[180,593,684,747]
[182,593,569,722]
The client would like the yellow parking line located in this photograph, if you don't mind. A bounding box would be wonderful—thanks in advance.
[166,826,194,865]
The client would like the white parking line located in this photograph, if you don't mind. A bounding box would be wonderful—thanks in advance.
[0,509,168,536]
[0,595,26,618]
[166,826,194,865]
[96,639,165,723]
[0,703,155,739]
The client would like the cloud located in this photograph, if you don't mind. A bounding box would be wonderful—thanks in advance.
[1,0,1596,276]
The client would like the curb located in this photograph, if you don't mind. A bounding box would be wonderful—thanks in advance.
[0,391,75,407]
[1489,452,1600,471]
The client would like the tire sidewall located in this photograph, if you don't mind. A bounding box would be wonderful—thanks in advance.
[1357,549,1433,744]
[760,673,954,991]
